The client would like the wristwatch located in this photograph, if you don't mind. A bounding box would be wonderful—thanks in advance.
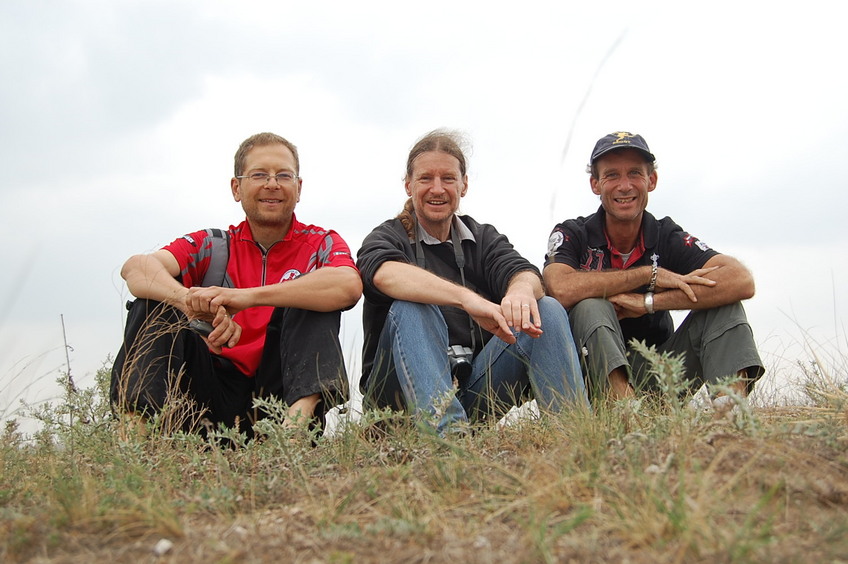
[644,292,655,315]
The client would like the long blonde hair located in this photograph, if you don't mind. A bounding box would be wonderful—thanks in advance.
[397,129,469,238]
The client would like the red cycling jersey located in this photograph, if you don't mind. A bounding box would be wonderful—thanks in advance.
[163,215,357,376]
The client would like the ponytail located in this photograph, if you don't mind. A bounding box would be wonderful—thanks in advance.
[396,197,416,239]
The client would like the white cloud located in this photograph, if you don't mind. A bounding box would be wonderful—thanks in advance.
[1,0,846,414]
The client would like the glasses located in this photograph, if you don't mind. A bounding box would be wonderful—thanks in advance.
[236,171,299,184]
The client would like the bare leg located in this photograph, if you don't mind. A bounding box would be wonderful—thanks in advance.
[730,374,749,397]
[609,367,635,400]
[715,371,750,398]
[284,393,320,428]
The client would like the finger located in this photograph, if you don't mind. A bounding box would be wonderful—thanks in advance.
[500,300,516,327]
[689,276,717,287]
[206,326,225,348]
[209,290,235,310]
[200,332,224,354]
[213,306,229,322]
[205,308,230,347]
[227,322,241,348]
[519,304,533,331]
[523,324,543,338]
[184,290,199,312]
[494,312,515,342]
[679,281,697,302]
[515,301,527,327]
[220,313,241,348]
[496,329,517,344]
[480,317,515,344]
[190,291,215,314]
[528,300,541,329]
[509,301,523,328]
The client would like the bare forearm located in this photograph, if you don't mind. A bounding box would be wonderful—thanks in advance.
[122,254,189,312]
[374,261,522,342]
[508,270,545,300]
[544,263,651,309]
[372,261,475,307]
[245,266,362,312]
[655,258,754,311]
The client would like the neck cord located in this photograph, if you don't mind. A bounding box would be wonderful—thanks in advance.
[414,218,477,351]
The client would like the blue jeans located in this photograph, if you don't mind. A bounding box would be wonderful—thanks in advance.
[365,297,588,433]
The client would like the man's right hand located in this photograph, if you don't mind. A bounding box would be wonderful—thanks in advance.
[654,265,719,302]
[461,293,516,344]
[192,305,241,352]
[184,286,245,351]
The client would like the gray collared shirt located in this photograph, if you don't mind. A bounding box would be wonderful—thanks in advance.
[416,215,476,245]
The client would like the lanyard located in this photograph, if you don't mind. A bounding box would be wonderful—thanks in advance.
[414,219,477,351]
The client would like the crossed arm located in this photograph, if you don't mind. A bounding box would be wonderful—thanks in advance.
[371,261,544,344]
[543,254,754,318]
[121,250,362,351]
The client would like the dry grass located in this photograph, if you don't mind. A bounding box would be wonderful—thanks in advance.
[2,357,848,563]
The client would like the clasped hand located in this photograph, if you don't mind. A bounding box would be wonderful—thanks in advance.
[184,286,243,352]
[609,265,721,319]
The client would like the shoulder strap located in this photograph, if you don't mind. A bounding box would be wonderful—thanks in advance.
[201,228,230,287]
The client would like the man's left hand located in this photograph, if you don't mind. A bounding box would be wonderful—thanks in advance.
[501,283,543,338]
[609,293,647,320]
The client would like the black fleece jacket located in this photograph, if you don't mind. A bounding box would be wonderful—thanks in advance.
[356,214,541,385]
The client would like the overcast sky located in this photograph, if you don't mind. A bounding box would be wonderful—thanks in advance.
[1,0,845,418]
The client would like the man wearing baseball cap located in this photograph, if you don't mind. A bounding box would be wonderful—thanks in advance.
[543,131,763,404]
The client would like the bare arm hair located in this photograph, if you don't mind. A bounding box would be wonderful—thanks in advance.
[543,262,652,309]
[190,266,362,314]
[544,254,754,312]
[652,254,754,311]
[372,260,516,343]
[121,250,190,313]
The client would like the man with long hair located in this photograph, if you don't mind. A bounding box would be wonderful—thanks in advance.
[357,129,588,434]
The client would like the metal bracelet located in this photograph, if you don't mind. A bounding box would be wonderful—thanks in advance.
[644,291,655,315]
[647,264,658,293]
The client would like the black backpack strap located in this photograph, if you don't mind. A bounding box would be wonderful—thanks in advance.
[200,228,230,287]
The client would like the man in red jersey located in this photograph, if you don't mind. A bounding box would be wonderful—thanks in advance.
[111,132,362,436]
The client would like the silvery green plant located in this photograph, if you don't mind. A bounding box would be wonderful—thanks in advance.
[629,339,690,413]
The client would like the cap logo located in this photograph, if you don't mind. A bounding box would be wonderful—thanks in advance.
[591,131,653,165]
[611,131,636,145]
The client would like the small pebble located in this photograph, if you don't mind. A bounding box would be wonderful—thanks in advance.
[153,538,174,556]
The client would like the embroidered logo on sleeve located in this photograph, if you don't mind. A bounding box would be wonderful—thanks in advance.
[547,231,564,257]
[279,269,301,282]
[683,233,711,252]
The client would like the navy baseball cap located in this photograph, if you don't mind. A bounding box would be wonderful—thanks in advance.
[590,131,656,164]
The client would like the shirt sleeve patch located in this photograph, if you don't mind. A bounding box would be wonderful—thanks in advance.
[279,269,301,282]
[547,230,564,258]
[682,233,711,252]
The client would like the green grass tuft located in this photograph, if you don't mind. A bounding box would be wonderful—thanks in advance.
[1,349,847,563]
